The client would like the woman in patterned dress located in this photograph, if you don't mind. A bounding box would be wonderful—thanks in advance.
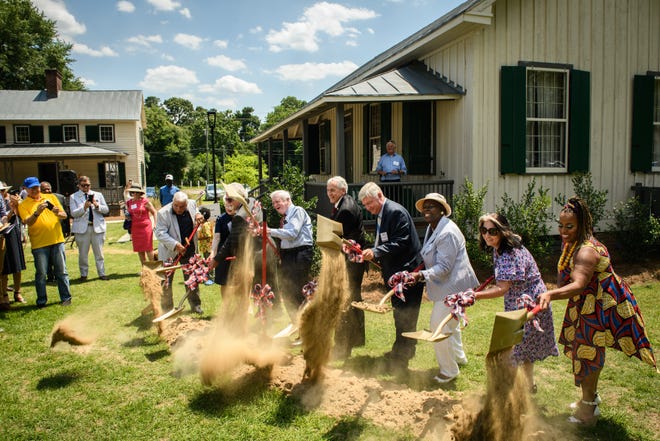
[474,213,559,393]
[539,197,656,425]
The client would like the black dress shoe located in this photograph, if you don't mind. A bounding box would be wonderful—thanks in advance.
[99,275,109,281]
[79,276,87,281]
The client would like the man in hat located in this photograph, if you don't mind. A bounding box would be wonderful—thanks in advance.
[358,182,423,372]
[70,176,109,281]
[159,174,179,206]
[13,177,72,308]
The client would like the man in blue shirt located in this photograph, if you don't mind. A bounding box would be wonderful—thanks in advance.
[376,140,407,182]
[159,174,179,206]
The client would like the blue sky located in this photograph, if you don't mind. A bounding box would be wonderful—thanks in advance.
[33,0,464,120]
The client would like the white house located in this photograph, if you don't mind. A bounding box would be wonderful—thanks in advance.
[253,0,660,223]
[0,70,146,206]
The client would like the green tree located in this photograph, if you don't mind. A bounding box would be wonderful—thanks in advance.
[0,0,84,90]
[554,172,608,231]
[261,96,307,131]
[163,97,195,126]
[235,107,261,142]
[223,152,265,189]
[452,178,491,269]
[144,105,190,184]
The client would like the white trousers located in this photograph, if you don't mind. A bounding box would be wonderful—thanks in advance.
[431,299,467,377]
[74,226,106,277]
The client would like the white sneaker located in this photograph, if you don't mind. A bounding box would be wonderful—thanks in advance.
[457,357,468,366]
[434,373,458,384]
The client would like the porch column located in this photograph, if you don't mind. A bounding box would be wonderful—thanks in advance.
[267,138,273,180]
[335,103,345,177]
[302,119,309,174]
[258,141,263,181]
[282,129,289,166]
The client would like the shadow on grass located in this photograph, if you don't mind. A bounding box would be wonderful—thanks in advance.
[145,349,170,362]
[36,371,80,390]
[322,417,368,440]
[534,412,642,441]
[188,366,272,416]
[341,355,444,391]
[268,393,306,428]
[125,314,155,332]
[123,336,160,348]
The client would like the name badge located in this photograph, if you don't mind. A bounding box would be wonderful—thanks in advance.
[393,161,400,167]
[130,203,138,210]
[380,232,389,243]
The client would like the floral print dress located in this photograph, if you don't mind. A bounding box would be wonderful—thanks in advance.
[494,245,559,364]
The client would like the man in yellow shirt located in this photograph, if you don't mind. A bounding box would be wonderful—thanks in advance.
[12,177,72,308]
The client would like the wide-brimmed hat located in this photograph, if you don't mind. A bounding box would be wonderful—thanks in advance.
[23,176,40,189]
[128,184,145,194]
[0,181,11,191]
[415,193,452,216]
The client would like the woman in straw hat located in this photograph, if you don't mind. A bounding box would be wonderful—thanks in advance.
[0,181,27,309]
[125,184,157,265]
[409,193,478,384]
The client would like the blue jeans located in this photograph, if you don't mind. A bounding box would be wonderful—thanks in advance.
[32,243,71,306]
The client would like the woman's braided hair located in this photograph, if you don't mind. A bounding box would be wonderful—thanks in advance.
[561,196,593,244]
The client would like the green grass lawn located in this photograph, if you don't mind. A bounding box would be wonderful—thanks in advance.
[1,222,658,440]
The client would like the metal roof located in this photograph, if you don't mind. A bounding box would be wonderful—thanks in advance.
[0,90,144,121]
[326,62,465,100]
[0,144,127,158]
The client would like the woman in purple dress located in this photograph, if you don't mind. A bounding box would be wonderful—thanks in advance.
[473,213,558,393]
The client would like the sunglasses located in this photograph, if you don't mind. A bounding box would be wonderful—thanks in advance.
[79,183,91,187]
[479,226,499,236]
[224,197,234,203]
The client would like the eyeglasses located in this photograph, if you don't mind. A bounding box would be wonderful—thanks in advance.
[224,198,234,203]
[80,183,90,187]
[479,226,499,236]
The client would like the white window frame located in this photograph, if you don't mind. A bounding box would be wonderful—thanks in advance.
[99,124,115,143]
[63,125,78,142]
[525,67,569,173]
[14,125,30,144]
[368,103,381,173]
[653,77,660,172]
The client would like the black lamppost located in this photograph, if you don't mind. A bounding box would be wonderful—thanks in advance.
[207,109,217,203]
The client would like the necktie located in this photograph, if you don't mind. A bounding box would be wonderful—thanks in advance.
[279,216,286,228]
[88,194,93,223]
[375,214,381,246]
[331,207,338,217]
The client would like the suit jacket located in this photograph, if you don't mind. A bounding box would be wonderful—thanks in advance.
[331,194,365,246]
[155,200,199,262]
[70,190,108,234]
[373,199,422,281]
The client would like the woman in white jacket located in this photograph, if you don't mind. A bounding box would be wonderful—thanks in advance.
[410,193,478,384]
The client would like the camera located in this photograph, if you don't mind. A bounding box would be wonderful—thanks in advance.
[87,194,94,202]
[45,200,54,210]
[8,189,19,196]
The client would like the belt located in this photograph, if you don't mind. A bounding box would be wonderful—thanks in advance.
[280,245,312,254]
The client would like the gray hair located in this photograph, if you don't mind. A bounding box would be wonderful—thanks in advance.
[172,191,188,203]
[327,176,348,192]
[270,189,291,201]
[358,182,382,200]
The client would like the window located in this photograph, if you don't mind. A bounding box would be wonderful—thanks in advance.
[526,68,568,171]
[363,103,391,173]
[655,78,660,169]
[402,101,434,174]
[15,125,30,143]
[319,120,330,174]
[368,104,381,172]
[500,64,590,174]
[0,126,6,144]
[631,74,660,172]
[99,125,115,142]
[63,125,78,142]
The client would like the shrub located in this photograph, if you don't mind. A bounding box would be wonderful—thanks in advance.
[609,197,660,258]
[554,172,608,230]
[497,179,553,258]
[452,178,491,270]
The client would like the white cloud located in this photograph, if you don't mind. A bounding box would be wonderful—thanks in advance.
[249,26,263,34]
[213,40,228,49]
[367,27,375,34]
[32,0,86,40]
[346,40,357,47]
[79,77,96,87]
[127,34,163,47]
[272,61,358,81]
[116,1,135,13]
[72,43,119,57]
[147,0,181,12]
[161,53,175,61]
[205,55,247,72]
[266,1,377,52]
[174,33,203,50]
[179,8,191,19]
[200,76,262,94]
[139,65,199,92]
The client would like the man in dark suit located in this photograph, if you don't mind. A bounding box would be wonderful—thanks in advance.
[359,181,423,372]
[326,176,367,359]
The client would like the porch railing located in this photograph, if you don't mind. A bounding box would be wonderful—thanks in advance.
[305,180,454,226]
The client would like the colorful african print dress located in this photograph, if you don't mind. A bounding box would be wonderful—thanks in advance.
[558,237,657,385]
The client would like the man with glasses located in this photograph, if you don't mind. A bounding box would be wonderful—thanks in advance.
[70,176,109,281]
[13,176,72,308]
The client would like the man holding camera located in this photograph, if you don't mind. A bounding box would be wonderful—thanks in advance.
[70,176,109,281]
[13,176,72,308]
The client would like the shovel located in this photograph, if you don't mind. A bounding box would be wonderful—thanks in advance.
[402,275,495,342]
[487,304,542,354]
[351,262,425,314]
[152,291,192,323]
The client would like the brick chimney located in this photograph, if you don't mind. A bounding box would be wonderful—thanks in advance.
[45,69,62,98]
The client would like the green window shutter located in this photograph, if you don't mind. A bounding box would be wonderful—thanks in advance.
[30,125,44,143]
[0,126,6,144]
[363,104,369,174]
[49,125,63,142]
[86,125,99,142]
[97,163,106,188]
[568,69,591,172]
[118,162,126,187]
[631,75,654,173]
[380,103,391,153]
[402,101,433,174]
[500,66,526,174]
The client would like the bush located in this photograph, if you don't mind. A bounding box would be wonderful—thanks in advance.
[609,197,660,258]
[497,179,553,258]
[452,178,491,270]
[554,172,608,230]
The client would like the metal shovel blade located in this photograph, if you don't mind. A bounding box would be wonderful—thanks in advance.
[488,306,540,354]
[152,306,184,323]
[402,313,453,342]
[272,323,298,339]
[351,289,394,314]
[316,214,344,250]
